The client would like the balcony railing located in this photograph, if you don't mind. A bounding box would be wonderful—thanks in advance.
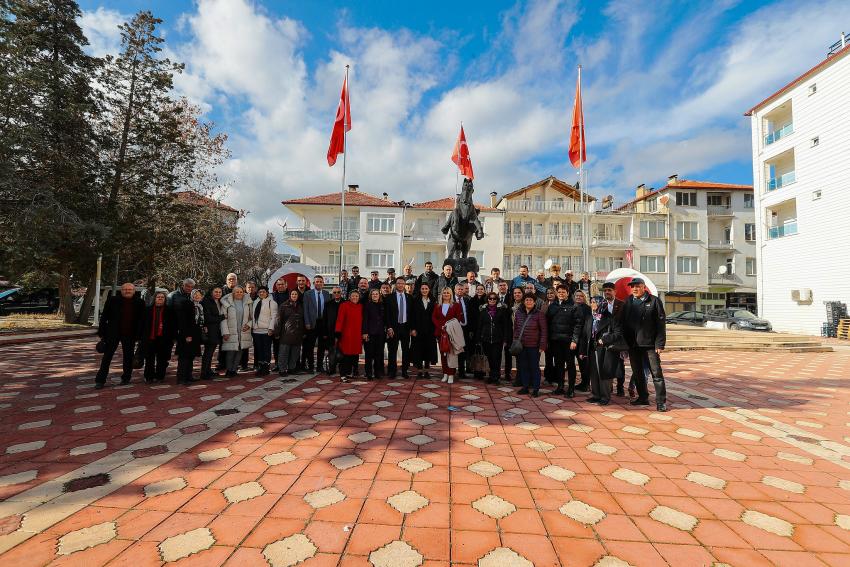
[284,229,360,241]
[768,222,798,239]
[504,234,583,248]
[707,205,733,216]
[764,123,793,146]
[503,200,593,213]
[403,231,446,243]
[766,171,795,192]
[308,265,345,276]
[708,272,741,284]
[708,239,734,249]
[592,238,630,248]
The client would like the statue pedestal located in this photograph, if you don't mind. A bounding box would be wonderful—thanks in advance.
[443,257,480,277]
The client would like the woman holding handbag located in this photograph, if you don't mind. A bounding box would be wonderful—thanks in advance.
[432,287,464,384]
[477,292,511,384]
[362,289,387,380]
[512,293,548,397]
[410,282,437,377]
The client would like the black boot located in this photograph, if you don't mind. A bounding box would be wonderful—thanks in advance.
[553,383,565,395]
[566,385,575,398]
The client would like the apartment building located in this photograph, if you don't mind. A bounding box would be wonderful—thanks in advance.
[745,35,850,334]
[613,177,756,313]
[282,186,503,281]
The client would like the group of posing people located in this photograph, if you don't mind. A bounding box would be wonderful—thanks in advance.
[94,262,668,411]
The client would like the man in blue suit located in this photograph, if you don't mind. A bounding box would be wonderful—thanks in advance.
[301,275,332,373]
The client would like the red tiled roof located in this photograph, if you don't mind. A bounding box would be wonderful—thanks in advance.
[282,191,399,208]
[499,175,596,203]
[174,191,239,213]
[744,43,850,116]
[411,197,500,212]
[616,179,753,210]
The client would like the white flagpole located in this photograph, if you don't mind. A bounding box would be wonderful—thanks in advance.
[339,65,349,281]
[577,65,588,274]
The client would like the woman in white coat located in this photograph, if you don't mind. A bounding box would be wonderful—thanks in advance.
[220,286,253,376]
[251,285,277,376]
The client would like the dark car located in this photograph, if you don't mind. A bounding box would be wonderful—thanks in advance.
[666,310,706,327]
[706,308,772,332]
[0,288,60,316]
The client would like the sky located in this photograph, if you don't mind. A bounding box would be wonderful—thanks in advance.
[77,0,850,249]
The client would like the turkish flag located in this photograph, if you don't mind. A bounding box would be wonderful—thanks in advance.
[327,74,351,167]
[451,126,474,180]
[568,74,586,168]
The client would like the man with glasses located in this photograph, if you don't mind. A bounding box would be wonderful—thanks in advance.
[302,275,331,373]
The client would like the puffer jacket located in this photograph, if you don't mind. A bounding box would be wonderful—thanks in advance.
[477,304,510,345]
[512,307,547,350]
[252,296,278,333]
[276,300,305,346]
[546,300,583,343]
[220,293,253,351]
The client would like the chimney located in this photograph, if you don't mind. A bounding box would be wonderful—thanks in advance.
[382,192,389,201]
[668,174,678,185]
[489,191,498,207]
[636,184,646,198]
[347,184,358,192]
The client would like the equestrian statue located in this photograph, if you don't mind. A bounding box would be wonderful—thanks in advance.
[442,177,484,260]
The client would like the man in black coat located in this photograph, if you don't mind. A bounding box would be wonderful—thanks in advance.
[454,282,475,379]
[620,278,668,411]
[95,283,145,388]
[416,261,439,299]
[582,293,623,406]
[384,277,414,378]
[324,286,344,375]
[436,264,458,298]
[546,286,584,395]
[600,282,627,396]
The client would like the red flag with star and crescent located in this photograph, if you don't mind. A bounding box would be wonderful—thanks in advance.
[568,73,586,168]
[327,74,351,167]
[451,125,474,179]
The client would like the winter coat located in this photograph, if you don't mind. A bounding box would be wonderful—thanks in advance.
[546,300,583,343]
[98,294,145,341]
[362,300,387,336]
[335,301,364,356]
[219,293,253,351]
[512,307,548,350]
[277,300,305,346]
[477,303,511,345]
[510,274,546,294]
[252,296,278,334]
[324,299,343,338]
[176,301,204,357]
[431,302,463,336]
[621,293,667,349]
[416,270,439,298]
[201,295,223,344]
[141,304,176,348]
[436,274,458,298]
[544,276,565,290]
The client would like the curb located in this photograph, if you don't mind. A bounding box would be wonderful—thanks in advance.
[0,328,97,347]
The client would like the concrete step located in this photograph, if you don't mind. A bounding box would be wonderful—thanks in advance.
[667,345,833,353]
[664,326,831,352]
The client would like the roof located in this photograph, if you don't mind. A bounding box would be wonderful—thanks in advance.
[282,190,399,208]
[174,191,239,213]
[616,179,753,210]
[745,42,850,116]
[410,197,500,212]
[499,175,596,204]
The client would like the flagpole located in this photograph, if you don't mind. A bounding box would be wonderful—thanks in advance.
[577,65,588,274]
[339,65,349,281]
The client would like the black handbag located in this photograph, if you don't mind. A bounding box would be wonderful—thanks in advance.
[95,339,106,353]
[509,314,532,356]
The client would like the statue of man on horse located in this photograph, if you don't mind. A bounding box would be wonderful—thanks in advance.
[441,177,484,259]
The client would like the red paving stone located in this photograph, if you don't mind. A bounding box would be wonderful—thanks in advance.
[1,337,850,565]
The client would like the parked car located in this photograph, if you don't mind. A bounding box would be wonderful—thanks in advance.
[666,310,706,326]
[0,288,60,316]
[706,308,772,331]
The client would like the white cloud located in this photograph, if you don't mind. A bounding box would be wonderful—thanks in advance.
[79,6,126,57]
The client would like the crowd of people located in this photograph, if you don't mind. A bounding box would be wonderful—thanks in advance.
[95,261,668,411]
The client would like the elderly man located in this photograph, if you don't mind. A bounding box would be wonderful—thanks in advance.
[167,278,198,375]
[223,273,238,295]
[95,283,145,389]
[368,270,382,290]
[621,277,667,411]
[385,276,413,378]
[437,264,458,298]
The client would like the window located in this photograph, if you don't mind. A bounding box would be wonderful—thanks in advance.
[595,257,624,271]
[676,192,697,206]
[744,223,756,241]
[549,222,559,236]
[811,136,819,147]
[676,221,699,240]
[523,222,531,236]
[332,216,359,231]
[366,214,395,233]
[640,220,666,239]
[676,256,699,274]
[366,250,395,268]
[706,195,727,206]
[417,251,435,268]
[329,250,357,268]
[513,221,521,235]
[744,194,754,209]
[640,255,666,273]
[746,257,757,276]
[503,254,510,270]
[646,198,658,212]
[573,223,582,239]
[504,222,511,236]
[808,83,817,95]
[812,190,822,200]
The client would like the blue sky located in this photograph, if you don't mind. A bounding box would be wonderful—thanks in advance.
[77,0,850,244]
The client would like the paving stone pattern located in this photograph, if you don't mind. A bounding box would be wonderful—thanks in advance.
[1,338,850,565]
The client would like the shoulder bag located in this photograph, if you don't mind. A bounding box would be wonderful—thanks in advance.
[509,312,532,356]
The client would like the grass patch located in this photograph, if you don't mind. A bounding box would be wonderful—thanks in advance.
[0,313,90,333]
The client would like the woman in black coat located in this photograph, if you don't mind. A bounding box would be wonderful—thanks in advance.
[200,287,223,380]
[410,282,437,377]
[175,289,205,384]
[572,290,593,392]
[362,288,387,380]
[141,291,175,383]
[476,292,511,384]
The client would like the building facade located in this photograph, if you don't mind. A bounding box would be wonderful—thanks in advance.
[745,37,850,335]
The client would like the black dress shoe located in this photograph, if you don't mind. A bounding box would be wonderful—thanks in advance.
[566,386,575,398]
[616,387,625,397]
[656,403,668,412]
[120,378,131,385]
[518,387,529,395]
[575,383,589,392]
[531,389,539,398]
[586,397,601,403]
[598,399,610,406]
[94,382,105,390]
[552,386,565,395]
[630,398,650,406]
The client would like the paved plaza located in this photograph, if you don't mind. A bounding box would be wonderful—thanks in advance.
[1,339,850,566]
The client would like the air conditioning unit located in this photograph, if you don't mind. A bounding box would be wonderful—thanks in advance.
[791,289,812,302]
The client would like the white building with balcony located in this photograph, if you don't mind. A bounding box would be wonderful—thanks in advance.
[614,177,756,314]
[745,35,850,335]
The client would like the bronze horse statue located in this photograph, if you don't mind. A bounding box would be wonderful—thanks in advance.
[442,177,484,259]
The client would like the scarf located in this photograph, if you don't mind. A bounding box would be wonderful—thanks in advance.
[487,303,497,317]
[194,301,205,326]
[150,305,164,340]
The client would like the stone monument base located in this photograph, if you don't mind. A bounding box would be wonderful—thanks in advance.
[443,257,480,277]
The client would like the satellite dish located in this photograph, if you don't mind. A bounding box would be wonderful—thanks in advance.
[717,265,728,275]
[659,194,670,206]
[544,258,553,270]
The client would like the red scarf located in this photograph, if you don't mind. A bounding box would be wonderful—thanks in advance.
[150,306,164,340]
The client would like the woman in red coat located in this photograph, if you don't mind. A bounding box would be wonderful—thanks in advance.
[335,289,364,382]
[431,287,464,383]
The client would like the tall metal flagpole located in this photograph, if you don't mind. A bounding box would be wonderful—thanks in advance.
[338,65,350,281]
[577,65,588,273]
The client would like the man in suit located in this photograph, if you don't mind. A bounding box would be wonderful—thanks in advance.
[600,282,627,396]
[385,276,414,378]
[95,282,145,389]
[454,282,475,379]
[620,277,668,411]
[302,275,331,373]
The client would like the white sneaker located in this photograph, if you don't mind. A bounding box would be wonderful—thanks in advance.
[448,376,454,384]
[441,374,448,383]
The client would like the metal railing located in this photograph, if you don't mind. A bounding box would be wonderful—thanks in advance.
[284,229,360,241]
[766,171,795,192]
[708,272,740,283]
[308,265,345,275]
[592,238,630,248]
[503,200,593,213]
[768,222,798,239]
[707,205,733,216]
[828,32,847,56]
[708,240,734,249]
[504,234,583,248]
[403,231,446,243]
[764,123,793,146]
